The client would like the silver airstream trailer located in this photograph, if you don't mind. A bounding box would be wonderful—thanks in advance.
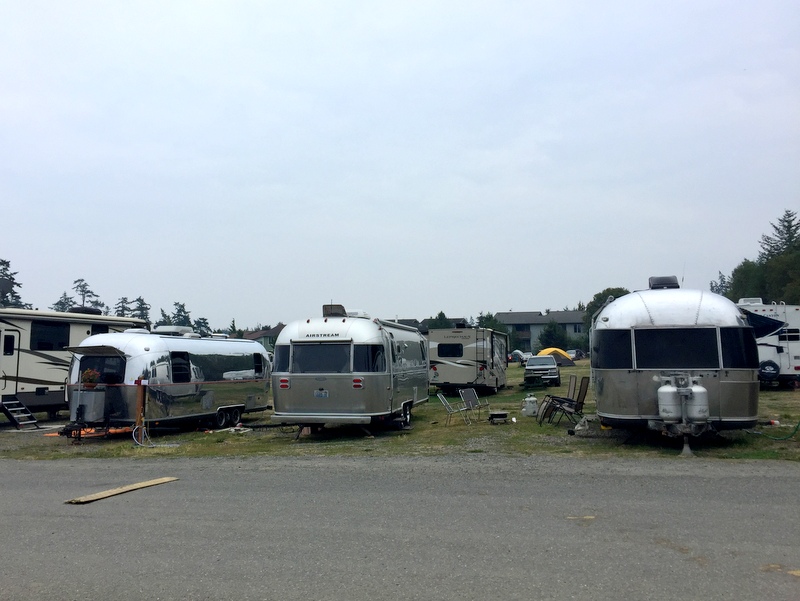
[66,327,271,430]
[591,277,760,436]
[271,304,429,429]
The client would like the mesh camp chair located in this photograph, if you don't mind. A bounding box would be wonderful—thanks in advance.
[459,388,489,420]
[546,376,590,425]
[437,393,472,425]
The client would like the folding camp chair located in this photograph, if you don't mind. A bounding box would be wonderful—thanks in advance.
[437,393,471,425]
[459,388,489,420]
[564,374,577,401]
[546,376,590,425]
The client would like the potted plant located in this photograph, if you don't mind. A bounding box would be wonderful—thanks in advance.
[81,367,101,389]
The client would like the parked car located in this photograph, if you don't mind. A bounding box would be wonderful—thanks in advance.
[523,355,561,387]
[510,349,533,364]
[566,349,586,360]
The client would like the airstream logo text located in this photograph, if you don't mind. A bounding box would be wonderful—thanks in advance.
[305,333,340,338]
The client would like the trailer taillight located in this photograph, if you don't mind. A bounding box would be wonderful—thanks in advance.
[352,378,364,389]
[479,366,485,372]
[279,377,290,389]
[431,366,437,372]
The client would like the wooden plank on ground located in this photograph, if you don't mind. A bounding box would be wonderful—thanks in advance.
[65,477,179,504]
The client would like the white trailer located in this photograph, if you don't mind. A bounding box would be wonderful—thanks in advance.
[271,304,429,430]
[737,298,800,388]
[65,327,271,430]
[428,326,509,395]
[0,307,146,423]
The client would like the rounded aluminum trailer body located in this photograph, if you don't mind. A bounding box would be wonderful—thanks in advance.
[271,314,428,426]
[592,287,759,434]
[67,331,270,427]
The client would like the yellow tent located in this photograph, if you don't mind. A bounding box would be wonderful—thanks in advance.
[537,347,574,365]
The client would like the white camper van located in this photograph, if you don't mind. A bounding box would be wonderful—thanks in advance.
[737,298,800,388]
[271,304,429,430]
[428,326,509,394]
[66,328,271,430]
[0,307,146,424]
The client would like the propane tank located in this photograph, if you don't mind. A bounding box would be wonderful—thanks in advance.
[686,382,709,422]
[657,382,681,423]
[521,394,538,417]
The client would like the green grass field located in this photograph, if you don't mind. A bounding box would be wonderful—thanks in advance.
[3,360,799,460]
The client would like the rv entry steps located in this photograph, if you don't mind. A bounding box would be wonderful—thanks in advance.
[1,396,40,430]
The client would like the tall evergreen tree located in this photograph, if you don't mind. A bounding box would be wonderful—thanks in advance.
[0,259,31,308]
[758,209,799,263]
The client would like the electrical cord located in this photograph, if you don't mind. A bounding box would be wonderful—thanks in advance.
[132,425,180,448]
[746,419,800,441]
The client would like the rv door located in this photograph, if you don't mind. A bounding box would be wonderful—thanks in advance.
[1,329,20,394]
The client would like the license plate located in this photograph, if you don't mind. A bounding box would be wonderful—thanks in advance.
[314,389,329,398]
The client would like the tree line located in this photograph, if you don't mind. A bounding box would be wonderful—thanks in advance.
[711,209,799,304]
[0,265,236,336]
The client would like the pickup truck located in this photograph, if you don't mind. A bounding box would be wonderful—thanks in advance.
[523,355,561,388]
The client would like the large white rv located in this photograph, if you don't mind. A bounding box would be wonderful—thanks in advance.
[66,328,271,430]
[0,307,147,420]
[591,277,760,437]
[428,326,509,395]
[270,305,429,430]
[737,298,800,388]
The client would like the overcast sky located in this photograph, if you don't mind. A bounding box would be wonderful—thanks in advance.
[2,1,798,329]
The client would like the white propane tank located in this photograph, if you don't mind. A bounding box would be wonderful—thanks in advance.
[657,383,681,423]
[687,383,709,422]
[521,394,538,417]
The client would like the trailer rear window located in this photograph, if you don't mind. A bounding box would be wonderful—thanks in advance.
[291,343,351,373]
[353,344,387,372]
[634,328,719,369]
[437,343,463,358]
[720,327,759,368]
[591,330,633,369]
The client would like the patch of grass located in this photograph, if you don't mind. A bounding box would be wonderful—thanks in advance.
[2,360,798,460]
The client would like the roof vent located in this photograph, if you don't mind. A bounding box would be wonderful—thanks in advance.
[648,276,680,290]
[153,325,194,336]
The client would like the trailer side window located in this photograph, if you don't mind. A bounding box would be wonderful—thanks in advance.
[779,328,800,342]
[274,345,289,372]
[591,330,632,369]
[353,345,386,372]
[171,352,192,383]
[91,324,110,335]
[720,327,759,368]
[3,334,14,356]
[30,320,70,351]
[634,328,719,369]
[437,343,463,358]
[253,353,265,376]
[292,343,351,373]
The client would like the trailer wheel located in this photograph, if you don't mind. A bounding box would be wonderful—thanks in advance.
[214,409,228,429]
[228,407,242,425]
[758,360,779,382]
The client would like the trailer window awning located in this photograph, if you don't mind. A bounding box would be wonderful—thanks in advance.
[64,345,126,357]
[740,309,786,338]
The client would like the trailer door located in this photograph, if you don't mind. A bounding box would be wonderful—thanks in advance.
[1,329,20,397]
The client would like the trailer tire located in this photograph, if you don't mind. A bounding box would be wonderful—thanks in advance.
[758,360,779,382]
[228,407,242,425]
[214,409,228,429]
